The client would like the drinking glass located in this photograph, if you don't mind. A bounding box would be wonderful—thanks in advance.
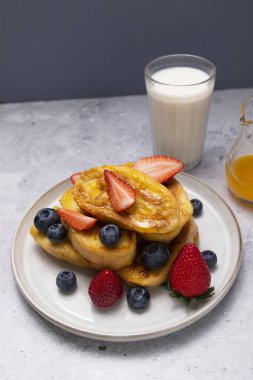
[145,54,216,170]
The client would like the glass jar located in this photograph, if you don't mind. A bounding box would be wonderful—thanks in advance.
[225,97,253,203]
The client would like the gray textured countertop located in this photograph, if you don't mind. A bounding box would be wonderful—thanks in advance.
[1,89,253,380]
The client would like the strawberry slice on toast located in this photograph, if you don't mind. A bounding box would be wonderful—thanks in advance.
[57,208,97,231]
[70,172,82,185]
[104,170,135,213]
[133,155,184,183]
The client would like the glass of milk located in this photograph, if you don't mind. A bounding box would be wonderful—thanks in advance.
[145,54,216,170]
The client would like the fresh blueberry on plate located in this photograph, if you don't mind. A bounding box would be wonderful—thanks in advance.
[56,270,76,292]
[191,199,203,216]
[141,242,169,270]
[127,286,150,310]
[47,224,68,243]
[34,208,61,234]
[99,224,121,246]
[201,250,217,269]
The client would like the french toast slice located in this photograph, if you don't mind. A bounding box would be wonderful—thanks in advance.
[30,225,102,269]
[117,216,199,287]
[59,188,137,270]
[74,165,180,234]
[140,178,193,243]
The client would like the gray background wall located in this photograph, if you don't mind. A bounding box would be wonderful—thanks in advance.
[1,0,252,103]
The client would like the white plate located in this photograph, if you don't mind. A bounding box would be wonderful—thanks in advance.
[11,173,242,342]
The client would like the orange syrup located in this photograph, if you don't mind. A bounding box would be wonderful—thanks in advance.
[226,154,253,202]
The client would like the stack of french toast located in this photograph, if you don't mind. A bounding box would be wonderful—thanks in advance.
[30,156,199,287]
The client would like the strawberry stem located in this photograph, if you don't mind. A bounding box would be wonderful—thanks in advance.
[196,287,215,300]
[167,285,215,306]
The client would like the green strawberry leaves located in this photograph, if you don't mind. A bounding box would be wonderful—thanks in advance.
[167,284,215,307]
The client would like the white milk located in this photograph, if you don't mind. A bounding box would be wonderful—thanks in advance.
[146,67,214,168]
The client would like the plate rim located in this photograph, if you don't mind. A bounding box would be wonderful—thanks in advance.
[11,172,242,342]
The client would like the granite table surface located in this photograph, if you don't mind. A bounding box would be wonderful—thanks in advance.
[1,88,253,380]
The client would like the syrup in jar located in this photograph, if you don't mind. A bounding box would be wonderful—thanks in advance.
[226,155,253,202]
[226,98,253,203]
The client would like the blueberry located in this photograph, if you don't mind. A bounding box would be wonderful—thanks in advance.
[99,224,121,246]
[127,286,150,310]
[56,270,76,292]
[34,208,61,234]
[47,224,68,243]
[201,250,217,269]
[141,242,169,270]
[191,199,203,216]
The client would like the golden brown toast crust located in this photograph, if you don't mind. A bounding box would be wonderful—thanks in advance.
[30,164,196,280]
[59,188,137,270]
[68,226,136,270]
[74,165,179,234]
[30,216,198,285]
[140,178,193,243]
[30,225,102,270]
[59,188,82,212]
[117,217,199,287]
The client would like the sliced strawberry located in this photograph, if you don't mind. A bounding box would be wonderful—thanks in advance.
[133,156,184,183]
[70,172,82,184]
[104,170,135,213]
[57,208,97,231]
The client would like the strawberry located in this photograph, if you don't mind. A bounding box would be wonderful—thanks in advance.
[104,170,135,212]
[133,155,184,183]
[169,243,214,301]
[88,269,123,308]
[57,208,97,231]
[70,172,82,184]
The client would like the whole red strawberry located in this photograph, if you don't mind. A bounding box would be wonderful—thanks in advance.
[169,243,214,300]
[88,269,123,308]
